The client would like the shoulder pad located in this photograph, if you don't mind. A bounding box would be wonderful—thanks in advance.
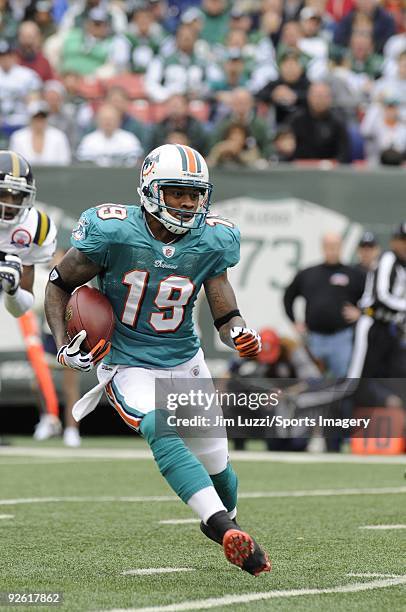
[33,209,52,246]
[203,214,240,248]
[76,204,132,244]
[92,203,129,222]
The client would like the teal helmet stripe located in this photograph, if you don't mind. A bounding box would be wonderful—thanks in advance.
[195,151,202,173]
[175,145,188,171]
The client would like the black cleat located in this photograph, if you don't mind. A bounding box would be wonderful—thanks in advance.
[223,528,272,576]
[200,517,241,545]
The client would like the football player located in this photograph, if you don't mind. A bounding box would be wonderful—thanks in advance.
[0,150,60,438]
[44,144,271,576]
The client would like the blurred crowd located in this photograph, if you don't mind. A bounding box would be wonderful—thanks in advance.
[1,0,406,167]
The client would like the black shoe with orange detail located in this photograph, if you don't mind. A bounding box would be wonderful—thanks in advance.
[201,510,271,576]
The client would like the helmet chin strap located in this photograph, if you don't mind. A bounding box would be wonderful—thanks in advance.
[0,201,30,226]
[140,186,198,235]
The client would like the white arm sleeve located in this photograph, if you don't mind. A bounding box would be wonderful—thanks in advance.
[4,287,34,318]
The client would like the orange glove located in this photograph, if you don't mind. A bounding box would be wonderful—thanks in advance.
[230,326,262,358]
[57,330,111,371]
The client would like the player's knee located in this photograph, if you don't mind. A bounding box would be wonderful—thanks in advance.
[140,409,186,473]
[139,409,178,446]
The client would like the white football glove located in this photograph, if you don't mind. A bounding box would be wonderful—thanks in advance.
[0,253,23,294]
[57,330,111,372]
[230,326,262,358]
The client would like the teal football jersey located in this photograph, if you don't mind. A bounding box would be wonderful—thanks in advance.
[71,204,240,368]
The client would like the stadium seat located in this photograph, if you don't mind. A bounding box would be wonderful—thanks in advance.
[128,100,152,123]
[150,102,169,123]
[102,73,146,99]
[76,77,105,100]
[293,159,338,168]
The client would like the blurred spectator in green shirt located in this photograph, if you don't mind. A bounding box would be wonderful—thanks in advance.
[60,7,128,77]
[200,0,230,45]
[212,87,272,157]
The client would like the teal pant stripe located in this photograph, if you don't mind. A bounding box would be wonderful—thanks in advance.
[111,379,145,419]
[140,410,212,503]
[210,463,238,512]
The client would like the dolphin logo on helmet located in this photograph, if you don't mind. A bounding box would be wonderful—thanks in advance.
[138,144,213,235]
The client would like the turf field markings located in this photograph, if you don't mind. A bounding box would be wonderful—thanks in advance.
[121,568,195,576]
[0,496,177,505]
[159,519,200,525]
[0,514,14,520]
[347,573,401,578]
[359,524,406,530]
[0,459,114,466]
[0,447,153,460]
[241,486,406,498]
[1,486,406,506]
[106,574,406,611]
[2,446,406,464]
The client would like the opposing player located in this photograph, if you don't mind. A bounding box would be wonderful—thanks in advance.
[0,150,60,437]
[44,144,271,576]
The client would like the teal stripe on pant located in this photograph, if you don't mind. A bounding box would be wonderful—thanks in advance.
[210,463,238,512]
[111,379,145,418]
[140,410,212,503]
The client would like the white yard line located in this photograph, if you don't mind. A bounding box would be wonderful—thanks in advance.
[240,487,406,499]
[0,514,14,519]
[0,487,405,506]
[122,569,195,576]
[159,519,200,525]
[231,451,406,464]
[359,525,406,530]
[0,496,177,506]
[0,459,114,466]
[0,447,153,460]
[1,447,406,464]
[107,575,406,612]
[347,573,400,578]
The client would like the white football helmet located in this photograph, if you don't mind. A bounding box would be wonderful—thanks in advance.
[138,144,213,235]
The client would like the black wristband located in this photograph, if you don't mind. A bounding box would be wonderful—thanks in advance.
[48,266,75,295]
[214,309,241,331]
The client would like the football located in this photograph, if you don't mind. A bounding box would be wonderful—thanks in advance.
[65,286,115,352]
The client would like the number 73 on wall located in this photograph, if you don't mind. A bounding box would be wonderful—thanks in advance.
[237,237,302,289]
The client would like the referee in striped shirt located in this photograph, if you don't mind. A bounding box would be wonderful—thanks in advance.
[348,222,406,377]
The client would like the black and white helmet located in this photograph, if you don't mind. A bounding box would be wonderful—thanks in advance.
[0,150,36,227]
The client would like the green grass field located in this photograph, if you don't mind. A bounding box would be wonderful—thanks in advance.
[0,437,405,611]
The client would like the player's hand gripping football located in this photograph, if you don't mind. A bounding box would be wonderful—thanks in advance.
[57,330,111,372]
[230,326,262,358]
[0,253,23,294]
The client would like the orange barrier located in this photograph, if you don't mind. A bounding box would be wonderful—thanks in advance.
[18,311,59,417]
[351,407,406,455]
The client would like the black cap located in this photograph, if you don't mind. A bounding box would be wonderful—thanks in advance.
[358,231,377,247]
[392,222,406,239]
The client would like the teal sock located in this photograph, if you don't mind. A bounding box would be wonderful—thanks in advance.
[210,463,238,512]
[140,410,212,503]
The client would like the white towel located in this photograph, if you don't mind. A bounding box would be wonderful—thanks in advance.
[72,363,118,422]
